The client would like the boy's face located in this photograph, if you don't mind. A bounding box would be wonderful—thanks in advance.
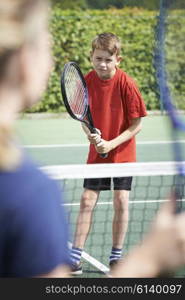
[91,48,121,80]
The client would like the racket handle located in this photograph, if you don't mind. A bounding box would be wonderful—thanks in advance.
[100,153,108,159]
[90,128,108,159]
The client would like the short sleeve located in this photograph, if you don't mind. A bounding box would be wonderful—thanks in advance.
[124,78,147,119]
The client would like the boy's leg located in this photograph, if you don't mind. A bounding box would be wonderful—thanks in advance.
[109,189,130,268]
[71,189,99,266]
[71,178,110,274]
[112,189,129,249]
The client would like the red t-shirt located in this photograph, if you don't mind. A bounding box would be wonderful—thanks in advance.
[85,68,147,164]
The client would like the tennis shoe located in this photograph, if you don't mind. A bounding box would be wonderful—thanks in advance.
[109,259,120,270]
[70,262,83,275]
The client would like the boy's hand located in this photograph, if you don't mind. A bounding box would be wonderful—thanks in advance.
[87,128,101,145]
[95,139,113,154]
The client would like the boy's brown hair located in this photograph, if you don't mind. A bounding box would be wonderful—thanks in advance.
[91,32,121,56]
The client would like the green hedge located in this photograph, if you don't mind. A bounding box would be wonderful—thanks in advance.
[29,7,184,112]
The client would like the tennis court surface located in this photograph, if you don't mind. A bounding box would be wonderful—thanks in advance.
[16,114,185,277]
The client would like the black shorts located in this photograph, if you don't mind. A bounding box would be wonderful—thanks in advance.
[83,177,133,191]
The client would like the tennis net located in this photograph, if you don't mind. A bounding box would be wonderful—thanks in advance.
[41,161,185,277]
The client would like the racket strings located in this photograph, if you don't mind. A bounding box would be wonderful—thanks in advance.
[64,65,87,119]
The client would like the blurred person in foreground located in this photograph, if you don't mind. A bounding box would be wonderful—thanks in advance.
[0,0,70,277]
[111,197,185,278]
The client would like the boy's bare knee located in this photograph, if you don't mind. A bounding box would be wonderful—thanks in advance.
[80,193,97,211]
[114,195,129,211]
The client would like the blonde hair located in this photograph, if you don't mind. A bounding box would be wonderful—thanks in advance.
[91,32,121,56]
[0,0,48,80]
[0,0,48,170]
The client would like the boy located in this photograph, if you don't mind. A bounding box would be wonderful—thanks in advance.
[71,32,147,275]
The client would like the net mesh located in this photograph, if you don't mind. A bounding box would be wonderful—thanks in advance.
[165,0,185,111]
[155,0,185,114]
[41,161,185,277]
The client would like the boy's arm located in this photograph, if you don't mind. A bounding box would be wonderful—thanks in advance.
[95,117,142,154]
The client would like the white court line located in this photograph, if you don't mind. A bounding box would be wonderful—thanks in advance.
[24,144,88,148]
[63,198,185,206]
[68,242,109,275]
[138,140,185,145]
[23,140,185,148]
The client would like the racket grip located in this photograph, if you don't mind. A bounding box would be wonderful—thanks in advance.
[91,128,108,159]
[100,153,108,159]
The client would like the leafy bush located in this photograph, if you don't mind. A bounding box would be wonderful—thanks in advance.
[51,0,88,10]
[29,7,184,112]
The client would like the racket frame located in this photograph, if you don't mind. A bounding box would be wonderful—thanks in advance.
[61,61,107,158]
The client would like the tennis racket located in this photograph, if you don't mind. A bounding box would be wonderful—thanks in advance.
[155,0,185,213]
[60,61,108,159]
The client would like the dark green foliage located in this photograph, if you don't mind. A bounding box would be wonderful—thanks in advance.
[51,0,88,10]
[87,0,124,9]
[87,0,160,10]
[51,0,184,10]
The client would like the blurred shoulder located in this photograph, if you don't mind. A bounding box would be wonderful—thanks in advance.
[0,154,59,206]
